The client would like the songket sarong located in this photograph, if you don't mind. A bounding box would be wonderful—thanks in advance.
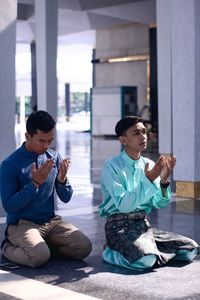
[105,211,200,266]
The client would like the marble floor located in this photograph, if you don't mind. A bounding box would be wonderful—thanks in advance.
[0,118,200,300]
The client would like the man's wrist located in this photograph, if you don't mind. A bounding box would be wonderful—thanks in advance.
[32,179,41,188]
[57,178,67,185]
[160,180,170,189]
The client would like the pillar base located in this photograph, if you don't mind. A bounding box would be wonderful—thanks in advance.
[176,181,200,198]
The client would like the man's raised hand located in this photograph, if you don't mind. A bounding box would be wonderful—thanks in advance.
[32,158,54,187]
[145,155,165,182]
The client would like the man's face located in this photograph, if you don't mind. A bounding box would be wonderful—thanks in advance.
[25,129,54,154]
[120,122,147,153]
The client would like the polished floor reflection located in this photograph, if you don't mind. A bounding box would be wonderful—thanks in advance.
[0,119,200,300]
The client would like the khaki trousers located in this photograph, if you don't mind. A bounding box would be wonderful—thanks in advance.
[2,216,92,267]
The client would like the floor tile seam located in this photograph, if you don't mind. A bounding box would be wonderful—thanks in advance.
[0,270,101,300]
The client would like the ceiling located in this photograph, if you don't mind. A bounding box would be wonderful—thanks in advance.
[16,0,156,44]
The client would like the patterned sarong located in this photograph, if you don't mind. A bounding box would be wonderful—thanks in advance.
[105,211,199,265]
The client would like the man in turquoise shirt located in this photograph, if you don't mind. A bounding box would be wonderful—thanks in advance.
[99,116,199,271]
[0,110,92,267]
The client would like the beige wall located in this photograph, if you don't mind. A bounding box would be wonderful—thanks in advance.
[95,23,149,116]
[95,61,148,113]
[96,23,149,58]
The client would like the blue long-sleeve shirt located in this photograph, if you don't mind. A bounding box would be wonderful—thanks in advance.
[99,150,171,217]
[0,143,73,225]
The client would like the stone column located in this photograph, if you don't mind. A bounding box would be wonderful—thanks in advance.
[171,0,200,198]
[156,0,172,155]
[35,0,58,122]
[0,0,17,161]
[65,83,70,120]
[31,41,37,111]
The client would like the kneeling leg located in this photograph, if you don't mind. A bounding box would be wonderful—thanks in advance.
[3,223,50,267]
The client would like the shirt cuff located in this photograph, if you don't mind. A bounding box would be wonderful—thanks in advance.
[30,181,39,192]
[56,178,71,186]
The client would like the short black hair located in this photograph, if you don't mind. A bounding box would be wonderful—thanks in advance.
[115,116,143,137]
[26,110,56,136]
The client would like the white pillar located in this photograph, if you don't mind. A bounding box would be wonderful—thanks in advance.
[156,0,172,155]
[171,0,200,198]
[35,0,58,122]
[0,0,17,161]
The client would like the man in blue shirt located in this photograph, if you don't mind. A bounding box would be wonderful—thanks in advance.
[0,110,92,267]
[99,116,199,271]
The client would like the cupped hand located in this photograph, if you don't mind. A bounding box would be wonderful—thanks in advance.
[160,155,176,183]
[57,158,71,183]
[145,155,165,182]
[32,158,54,185]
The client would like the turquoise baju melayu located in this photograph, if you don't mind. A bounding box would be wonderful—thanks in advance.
[99,151,199,270]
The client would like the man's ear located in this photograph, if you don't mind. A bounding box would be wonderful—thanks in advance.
[119,136,127,146]
[25,132,31,141]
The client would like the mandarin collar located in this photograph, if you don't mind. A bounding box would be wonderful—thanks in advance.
[121,150,140,166]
